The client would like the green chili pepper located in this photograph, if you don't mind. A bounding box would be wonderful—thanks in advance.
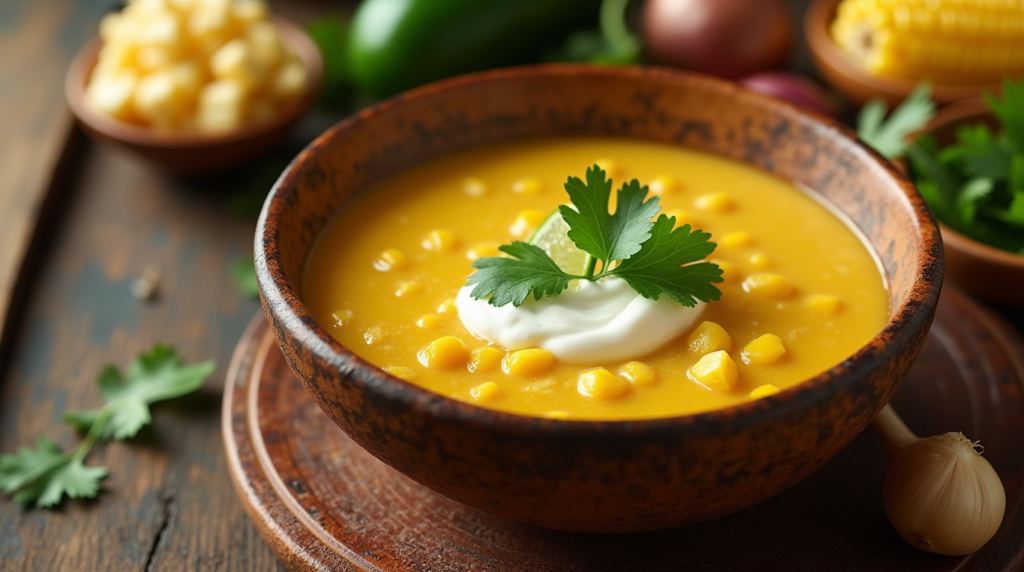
[348,0,602,98]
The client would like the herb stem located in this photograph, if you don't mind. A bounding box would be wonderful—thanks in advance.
[583,255,598,280]
[72,409,111,462]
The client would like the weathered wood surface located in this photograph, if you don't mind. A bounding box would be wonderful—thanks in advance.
[229,287,1024,572]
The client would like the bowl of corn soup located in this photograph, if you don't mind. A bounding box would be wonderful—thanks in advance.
[255,65,943,532]
[66,9,322,175]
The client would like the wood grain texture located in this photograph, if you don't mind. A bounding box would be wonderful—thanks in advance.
[226,286,1024,572]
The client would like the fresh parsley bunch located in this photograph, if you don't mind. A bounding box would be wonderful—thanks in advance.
[466,165,723,307]
[0,345,215,508]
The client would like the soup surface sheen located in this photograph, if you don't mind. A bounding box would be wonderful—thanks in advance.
[304,138,888,420]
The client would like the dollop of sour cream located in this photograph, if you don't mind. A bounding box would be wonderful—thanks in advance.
[455,277,704,365]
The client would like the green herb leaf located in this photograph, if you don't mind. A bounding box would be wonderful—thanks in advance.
[608,217,723,307]
[232,257,260,298]
[0,438,107,508]
[985,79,1024,152]
[560,165,660,268]
[546,0,641,64]
[63,345,216,441]
[858,83,936,159]
[956,178,995,225]
[956,124,1012,180]
[467,242,575,307]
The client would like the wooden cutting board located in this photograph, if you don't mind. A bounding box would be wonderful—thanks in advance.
[223,287,1024,572]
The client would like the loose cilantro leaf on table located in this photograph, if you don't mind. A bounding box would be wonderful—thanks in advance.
[466,165,723,308]
[1,345,215,508]
[857,83,936,160]
[64,345,216,441]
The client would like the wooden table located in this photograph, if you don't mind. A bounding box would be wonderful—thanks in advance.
[1,1,1021,571]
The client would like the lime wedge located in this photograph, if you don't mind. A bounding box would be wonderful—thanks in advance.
[527,210,593,276]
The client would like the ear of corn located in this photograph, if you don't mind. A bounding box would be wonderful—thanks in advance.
[831,0,1024,83]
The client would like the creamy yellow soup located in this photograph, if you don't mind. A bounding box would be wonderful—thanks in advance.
[304,138,888,420]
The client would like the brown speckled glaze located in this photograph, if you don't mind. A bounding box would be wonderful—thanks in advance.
[254,65,943,532]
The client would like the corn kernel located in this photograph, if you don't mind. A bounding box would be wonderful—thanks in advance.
[504,348,555,377]
[364,326,386,345]
[742,274,794,299]
[382,366,416,381]
[509,209,546,238]
[710,258,740,284]
[210,39,260,88]
[648,176,680,196]
[577,368,630,400]
[436,299,457,314]
[374,249,407,272]
[232,0,268,24]
[618,361,657,387]
[694,193,735,213]
[469,347,504,373]
[418,336,469,370]
[328,309,352,328]
[720,232,753,248]
[593,158,622,179]
[687,321,732,355]
[395,281,420,297]
[749,252,771,268]
[467,242,501,261]
[196,79,246,133]
[512,179,543,195]
[544,411,571,420]
[86,72,139,120]
[416,315,440,329]
[133,70,183,123]
[271,58,308,99]
[741,334,787,365]
[688,350,739,391]
[463,177,487,197]
[246,21,284,70]
[422,229,459,252]
[470,381,502,402]
[750,384,780,399]
[805,294,843,315]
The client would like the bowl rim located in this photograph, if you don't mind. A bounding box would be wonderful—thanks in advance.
[804,0,1002,102]
[256,64,943,434]
[917,97,1024,268]
[64,15,323,149]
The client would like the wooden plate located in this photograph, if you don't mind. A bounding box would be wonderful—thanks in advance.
[223,288,1024,571]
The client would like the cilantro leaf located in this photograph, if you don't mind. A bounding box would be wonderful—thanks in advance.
[0,438,107,508]
[232,257,260,298]
[858,83,936,159]
[560,165,660,265]
[956,178,995,226]
[957,124,1012,180]
[467,242,575,307]
[985,79,1024,152]
[63,345,216,441]
[609,217,723,306]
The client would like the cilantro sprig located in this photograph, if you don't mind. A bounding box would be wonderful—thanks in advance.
[857,83,936,160]
[0,345,215,508]
[466,166,723,307]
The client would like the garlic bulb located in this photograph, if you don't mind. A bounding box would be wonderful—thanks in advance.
[872,404,1006,556]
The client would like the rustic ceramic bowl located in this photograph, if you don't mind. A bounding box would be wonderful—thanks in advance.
[806,0,1002,107]
[915,98,1024,306]
[65,17,322,176]
[255,65,943,532]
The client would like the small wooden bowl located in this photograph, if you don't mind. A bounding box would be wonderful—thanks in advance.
[255,65,943,532]
[65,17,322,176]
[805,0,1003,107]
[917,98,1024,306]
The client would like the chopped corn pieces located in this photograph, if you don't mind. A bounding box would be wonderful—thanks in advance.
[467,242,501,261]
[422,229,459,252]
[416,315,440,329]
[418,336,469,370]
[374,249,407,272]
[578,368,630,400]
[741,334,787,365]
[743,274,794,299]
[470,381,502,402]
[720,232,753,248]
[750,384,780,399]
[687,321,732,356]
[469,347,504,373]
[509,209,546,238]
[504,348,555,377]
[648,175,680,196]
[618,361,657,387]
[463,177,487,197]
[512,179,543,195]
[394,281,421,297]
[85,0,307,132]
[694,193,735,213]
[688,350,739,391]
[383,366,417,381]
[805,294,843,315]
